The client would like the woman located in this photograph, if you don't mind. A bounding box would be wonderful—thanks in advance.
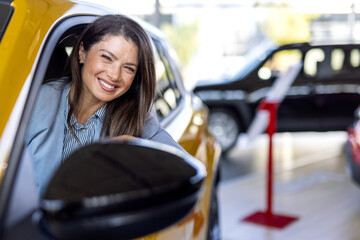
[26,15,186,194]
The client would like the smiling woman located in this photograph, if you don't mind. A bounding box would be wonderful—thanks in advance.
[77,34,138,124]
[25,14,189,195]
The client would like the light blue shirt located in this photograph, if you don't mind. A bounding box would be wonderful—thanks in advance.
[62,92,106,161]
[26,78,186,195]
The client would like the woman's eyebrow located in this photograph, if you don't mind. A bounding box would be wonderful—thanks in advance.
[99,49,117,60]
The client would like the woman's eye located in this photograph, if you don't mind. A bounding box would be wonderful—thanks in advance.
[125,66,135,73]
[102,54,112,61]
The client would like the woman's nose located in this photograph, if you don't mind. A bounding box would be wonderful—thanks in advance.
[107,65,121,81]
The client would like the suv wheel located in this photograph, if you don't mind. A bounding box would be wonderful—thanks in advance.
[208,108,240,153]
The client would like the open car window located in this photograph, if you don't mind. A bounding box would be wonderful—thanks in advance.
[3,15,97,228]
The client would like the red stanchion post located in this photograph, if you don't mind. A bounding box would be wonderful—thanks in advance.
[241,63,302,229]
[264,101,278,217]
[241,100,298,229]
[266,102,275,217]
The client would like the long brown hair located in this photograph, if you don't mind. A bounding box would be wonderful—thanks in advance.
[68,15,155,137]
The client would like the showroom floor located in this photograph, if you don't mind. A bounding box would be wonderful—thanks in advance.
[218,132,360,240]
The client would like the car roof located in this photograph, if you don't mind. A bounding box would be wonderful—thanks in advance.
[196,39,360,88]
[195,40,278,87]
[277,41,360,50]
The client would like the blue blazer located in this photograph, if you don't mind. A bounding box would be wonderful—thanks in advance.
[25,79,185,194]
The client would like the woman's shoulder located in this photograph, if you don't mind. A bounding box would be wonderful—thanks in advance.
[41,77,70,92]
[31,78,70,120]
[37,78,69,101]
[142,112,161,138]
[26,78,69,143]
[142,112,187,153]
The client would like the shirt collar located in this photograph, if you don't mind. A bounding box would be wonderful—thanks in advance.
[94,104,106,121]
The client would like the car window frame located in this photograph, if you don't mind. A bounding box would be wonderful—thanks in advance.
[0,1,14,42]
[0,15,98,235]
[149,34,187,128]
[152,39,181,120]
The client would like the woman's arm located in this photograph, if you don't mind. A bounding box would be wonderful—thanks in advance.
[141,113,188,153]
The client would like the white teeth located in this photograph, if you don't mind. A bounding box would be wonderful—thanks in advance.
[99,80,115,89]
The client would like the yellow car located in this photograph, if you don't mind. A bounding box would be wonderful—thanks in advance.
[0,0,221,239]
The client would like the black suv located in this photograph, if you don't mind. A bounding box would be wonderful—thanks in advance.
[194,41,360,152]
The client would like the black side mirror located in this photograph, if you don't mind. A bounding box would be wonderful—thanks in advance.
[38,140,206,240]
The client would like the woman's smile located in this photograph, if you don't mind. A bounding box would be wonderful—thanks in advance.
[98,78,117,92]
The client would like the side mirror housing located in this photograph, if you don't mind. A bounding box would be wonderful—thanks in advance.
[38,140,206,240]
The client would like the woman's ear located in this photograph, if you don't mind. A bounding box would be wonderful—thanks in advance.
[78,42,85,63]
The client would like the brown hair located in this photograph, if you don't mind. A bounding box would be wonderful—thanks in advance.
[68,14,155,137]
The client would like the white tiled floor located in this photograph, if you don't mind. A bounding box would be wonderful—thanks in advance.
[219,132,360,240]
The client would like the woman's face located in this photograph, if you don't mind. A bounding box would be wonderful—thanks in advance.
[79,34,139,105]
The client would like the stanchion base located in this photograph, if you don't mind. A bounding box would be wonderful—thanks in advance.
[241,211,298,229]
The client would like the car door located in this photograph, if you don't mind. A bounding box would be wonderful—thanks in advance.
[301,45,360,131]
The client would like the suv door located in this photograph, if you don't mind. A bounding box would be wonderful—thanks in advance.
[256,44,360,132]
[300,45,360,131]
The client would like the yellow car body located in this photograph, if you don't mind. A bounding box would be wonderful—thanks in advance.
[0,0,221,239]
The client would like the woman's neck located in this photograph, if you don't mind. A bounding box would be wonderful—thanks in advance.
[69,85,105,125]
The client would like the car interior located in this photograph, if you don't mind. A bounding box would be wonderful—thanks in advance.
[44,25,85,81]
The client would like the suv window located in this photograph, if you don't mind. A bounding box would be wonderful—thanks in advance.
[152,39,181,120]
[304,48,325,76]
[350,49,360,68]
[331,48,345,71]
[258,49,302,80]
[304,47,360,78]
